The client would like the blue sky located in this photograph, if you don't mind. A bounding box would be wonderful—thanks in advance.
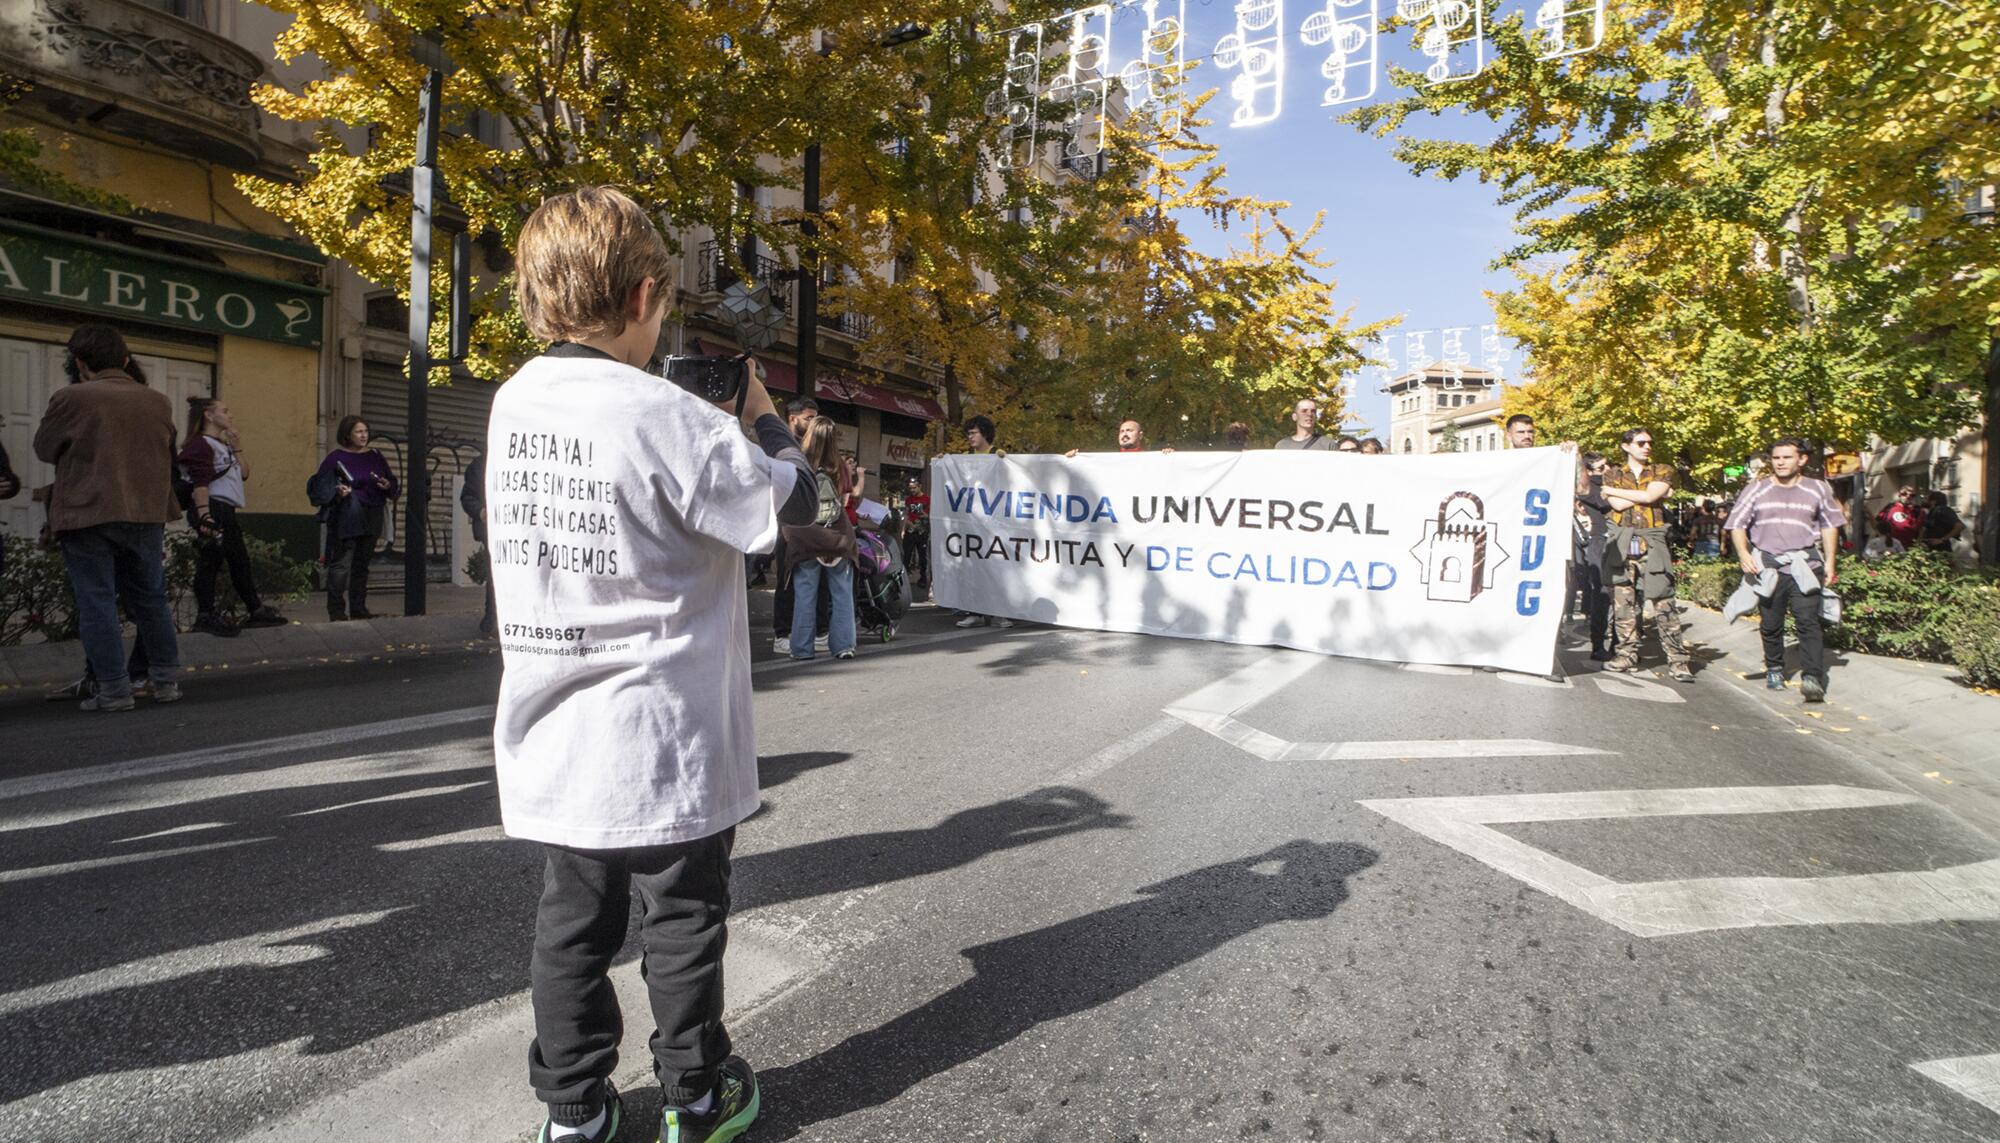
[1119,0,1535,435]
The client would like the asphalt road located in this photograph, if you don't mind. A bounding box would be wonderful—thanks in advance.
[1,607,1996,1143]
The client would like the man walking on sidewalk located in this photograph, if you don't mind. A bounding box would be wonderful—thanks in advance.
[1726,436,1844,702]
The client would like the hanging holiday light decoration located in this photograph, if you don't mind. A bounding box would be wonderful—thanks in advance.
[1397,0,1484,85]
[1479,323,1512,379]
[1299,0,1378,109]
[990,22,1045,170]
[1213,0,1287,127]
[1439,325,1472,384]
[1044,5,1115,165]
[1532,0,1606,60]
[1118,0,1191,135]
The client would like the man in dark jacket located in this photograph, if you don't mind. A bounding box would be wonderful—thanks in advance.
[32,324,183,711]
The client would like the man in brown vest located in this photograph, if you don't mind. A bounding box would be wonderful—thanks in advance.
[33,324,184,711]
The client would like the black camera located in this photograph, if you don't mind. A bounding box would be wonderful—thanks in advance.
[662,355,747,405]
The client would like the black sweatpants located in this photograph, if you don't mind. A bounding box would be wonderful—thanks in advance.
[529,829,735,1110]
[324,532,378,618]
[193,501,263,616]
[1759,573,1826,683]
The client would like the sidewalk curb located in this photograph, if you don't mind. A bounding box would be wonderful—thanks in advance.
[0,612,496,696]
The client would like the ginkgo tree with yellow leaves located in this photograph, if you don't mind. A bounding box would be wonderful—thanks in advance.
[241,0,1383,449]
[1348,0,1999,480]
[239,0,984,377]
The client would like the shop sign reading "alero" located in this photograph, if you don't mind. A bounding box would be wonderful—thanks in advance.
[0,220,326,348]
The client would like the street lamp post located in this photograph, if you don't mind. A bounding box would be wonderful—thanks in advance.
[404,68,472,616]
[795,23,930,400]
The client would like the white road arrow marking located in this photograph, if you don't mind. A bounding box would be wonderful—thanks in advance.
[1362,785,2000,937]
[1589,672,1686,704]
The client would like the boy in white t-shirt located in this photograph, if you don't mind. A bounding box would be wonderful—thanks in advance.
[488,187,816,1143]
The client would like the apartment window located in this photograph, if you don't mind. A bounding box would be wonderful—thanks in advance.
[140,0,209,26]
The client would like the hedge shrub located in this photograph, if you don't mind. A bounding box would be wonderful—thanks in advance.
[0,531,314,646]
[1676,551,2000,684]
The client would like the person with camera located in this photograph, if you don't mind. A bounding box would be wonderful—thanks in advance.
[784,416,860,660]
[487,187,815,1143]
[32,324,183,711]
[178,397,286,636]
[310,416,397,621]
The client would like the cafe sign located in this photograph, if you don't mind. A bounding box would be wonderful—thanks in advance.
[0,220,325,348]
[882,435,926,468]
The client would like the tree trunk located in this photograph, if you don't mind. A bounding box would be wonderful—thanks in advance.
[1983,334,2000,564]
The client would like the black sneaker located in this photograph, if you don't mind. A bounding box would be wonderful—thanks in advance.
[1801,673,1826,702]
[242,606,287,628]
[192,612,240,638]
[350,607,376,620]
[538,1080,623,1143]
[661,1057,759,1143]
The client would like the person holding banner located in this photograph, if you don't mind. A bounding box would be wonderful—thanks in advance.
[1063,419,1174,458]
[1273,399,1335,451]
[1600,428,1694,682]
[956,415,1013,629]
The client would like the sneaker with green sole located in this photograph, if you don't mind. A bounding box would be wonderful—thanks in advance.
[661,1056,759,1143]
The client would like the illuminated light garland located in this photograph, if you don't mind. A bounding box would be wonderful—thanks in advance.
[1120,0,1191,134]
[1299,0,1378,109]
[1533,0,1606,60]
[1397,0,1485,84]
[1213,0,1287,127]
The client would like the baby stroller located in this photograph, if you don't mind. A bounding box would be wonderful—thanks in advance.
[853,525,911,642]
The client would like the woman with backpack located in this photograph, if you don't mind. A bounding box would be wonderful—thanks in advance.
[178,397,285,635]
[309,415,398,620]
[784,416,858,660]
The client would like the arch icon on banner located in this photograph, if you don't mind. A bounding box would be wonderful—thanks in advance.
[1214,0,1286,127]
[1300,0,1378,109]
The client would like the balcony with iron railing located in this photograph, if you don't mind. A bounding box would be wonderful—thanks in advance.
[818,308,874,341]
[696,241,794,314]
[0,0,266,168]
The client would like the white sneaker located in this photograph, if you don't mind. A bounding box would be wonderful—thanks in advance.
[815,634,830,648]
[992,617,1014,629]
[772,636,792,655]
[834,648,856,660]
[955,615,988,628]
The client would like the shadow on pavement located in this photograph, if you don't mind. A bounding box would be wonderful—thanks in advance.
[750,839,1380,1139]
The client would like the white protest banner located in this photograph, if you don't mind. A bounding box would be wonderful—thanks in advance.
[931,448,1576,674]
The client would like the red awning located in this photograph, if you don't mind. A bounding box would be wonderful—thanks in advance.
[817,373,944,421]
[689,339,797,392]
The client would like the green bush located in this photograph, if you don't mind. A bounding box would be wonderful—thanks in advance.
[1831,552,1989,662]
[0,530,315,646]
[0,543,81,645]
[1675,556,1743,610]
[1947,584,2000,689]
[1678,551,2000,677]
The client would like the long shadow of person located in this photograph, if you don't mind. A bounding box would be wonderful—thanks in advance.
[752,839,1379,1138]
[736,786,1131,911]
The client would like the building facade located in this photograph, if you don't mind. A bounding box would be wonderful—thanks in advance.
[0,0,395,562]
[1385,364,1505,455]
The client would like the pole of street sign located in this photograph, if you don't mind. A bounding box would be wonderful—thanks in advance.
[404,69,442,616]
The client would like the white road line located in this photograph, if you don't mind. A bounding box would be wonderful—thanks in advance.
[376,825,509,852]
[291,780,492,817]
[1498,672,1573,689]
[1912,1054,2000,1117]
[111,821,231,844]
[1169,650,1327,715]
[0,706,495,803]
[1165,710,1612,762]
[1046,715,1186,787]
[0,837,270,884]
[1362,785,2000,937]
[0,910,404,1017]
[1589,672,1686,704]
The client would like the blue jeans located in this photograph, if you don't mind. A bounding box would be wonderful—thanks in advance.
[60,523,180,700]
[790,559,855,658]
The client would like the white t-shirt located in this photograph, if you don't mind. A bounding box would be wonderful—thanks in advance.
[486,352,784,848]
[196,436,246,508]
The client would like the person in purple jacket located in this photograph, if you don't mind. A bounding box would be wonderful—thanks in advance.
[314,415,399,620]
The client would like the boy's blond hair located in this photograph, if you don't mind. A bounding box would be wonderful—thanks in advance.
[516,186,673,343]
